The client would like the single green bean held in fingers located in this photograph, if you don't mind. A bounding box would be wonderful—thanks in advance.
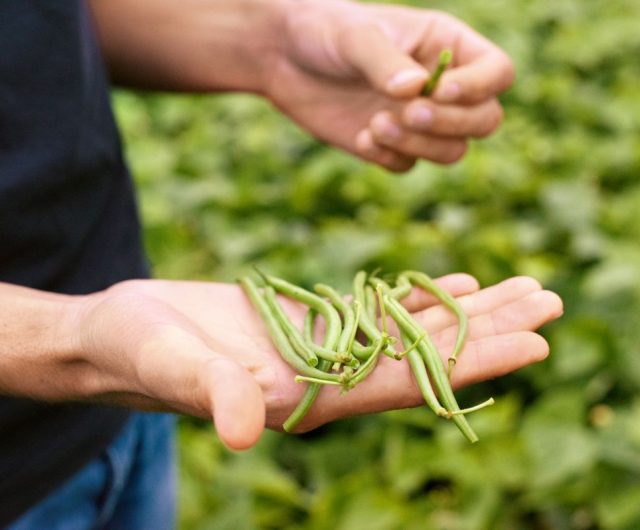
[422,48,453,96]
[240,269,495,442]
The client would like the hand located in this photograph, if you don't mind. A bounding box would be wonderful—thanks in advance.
[266,0,514,171]
[65,274,560,450]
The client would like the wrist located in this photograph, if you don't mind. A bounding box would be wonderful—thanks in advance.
[191,0,295,95]
[0,284,90,400]
[224,0,294,95]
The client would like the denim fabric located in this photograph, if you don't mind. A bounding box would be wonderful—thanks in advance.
[7,413,176,530]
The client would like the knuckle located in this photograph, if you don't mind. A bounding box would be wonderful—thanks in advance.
[403,100,436,131]
[338,21,381,52]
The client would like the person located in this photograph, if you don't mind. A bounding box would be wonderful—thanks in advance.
[0,0,563,528]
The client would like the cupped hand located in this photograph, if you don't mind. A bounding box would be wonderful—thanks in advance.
[265,0,514,171]
[72,274,561,450]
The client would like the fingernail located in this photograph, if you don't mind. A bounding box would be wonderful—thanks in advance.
[408,106,433,128]
[387,69,426,92]
[381,121,402,140]
[356,129,381,157]
[438,82,461,102]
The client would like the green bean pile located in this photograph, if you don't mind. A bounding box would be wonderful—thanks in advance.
[239,270,494,443]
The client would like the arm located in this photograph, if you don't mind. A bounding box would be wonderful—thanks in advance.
[0,276,562,450]
[90,0,514,170]
[89,0,284,93]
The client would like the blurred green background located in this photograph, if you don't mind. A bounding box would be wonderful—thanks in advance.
[112,0,640,528]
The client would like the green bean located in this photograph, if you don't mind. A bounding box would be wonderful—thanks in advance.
[367,277,424,359]
[303,306,357,365]
[239,277,340,383]
[346,301,361,355]
[283,358,332,432]
[351,341,377,359]
[364,285,377,323]
[383,295,480,443]
[261,273,341,350]
[303,309,316,343]
[310,342,355,365]
[263,286,318,367]
[343,329,424,392]
[313,283,357,361]
[399,330,447,417]
[389,275,412,301]
[422,48,453,96]
[353,271,398,359]
[266,274,345,432]
[343,337,385,389]
[401,270,468,376]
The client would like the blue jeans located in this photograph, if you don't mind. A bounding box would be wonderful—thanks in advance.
[8,413,176,530]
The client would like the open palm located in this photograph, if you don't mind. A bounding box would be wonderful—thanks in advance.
[77,273,561,450]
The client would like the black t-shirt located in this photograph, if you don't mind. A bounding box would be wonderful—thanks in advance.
[0,1,149,525]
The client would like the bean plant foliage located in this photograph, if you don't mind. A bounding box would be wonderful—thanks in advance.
[113,0,640,528]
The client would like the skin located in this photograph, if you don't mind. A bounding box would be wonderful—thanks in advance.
[0,275,562,450]
[90,0,514,171]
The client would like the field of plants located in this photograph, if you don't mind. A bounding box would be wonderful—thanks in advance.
[113,0,640,528]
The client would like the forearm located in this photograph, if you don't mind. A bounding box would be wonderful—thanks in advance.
[0,283,91,400]
[89,0,289,93]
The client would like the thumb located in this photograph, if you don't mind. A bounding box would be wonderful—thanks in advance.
[340,23,428,98]
[202,356,266,450]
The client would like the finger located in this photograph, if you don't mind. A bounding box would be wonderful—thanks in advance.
[431,50,515,105]
[339,23,428,98]
[201,355,265,450]
[401,273,479,313]
[355,128,417,172]
[401,98,504,138]
[412,276,543,334]
[131,326,265,450]
[369,111,467,164]
[449,331,549,390]
[434,290,563,347]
